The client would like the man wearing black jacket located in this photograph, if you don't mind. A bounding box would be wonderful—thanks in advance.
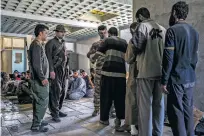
[29,24,49,132]
[161,2,199,136]
[45,25,68,122]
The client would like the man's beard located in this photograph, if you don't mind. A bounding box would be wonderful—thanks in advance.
[169,14,176,27]
[100,35,105,39]
[137,18,143,23]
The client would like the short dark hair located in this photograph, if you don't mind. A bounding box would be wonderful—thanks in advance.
[108,27,118,36]
[130,22,139,30]
[34,24,49,37]
[98,25,107,32]
[22,72,26,75]
[81,69,85,73]
[26,70,30,74]
[73,70,78,73]
[172,1,189,20]
[14,70,18,73]
[135,7,150,19]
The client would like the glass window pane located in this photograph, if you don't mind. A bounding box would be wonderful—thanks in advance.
[13,38,24,48]
[15,53,22,63]
[3,37,12,48]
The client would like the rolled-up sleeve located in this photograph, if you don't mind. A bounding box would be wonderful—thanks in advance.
[87,43,97,58]
[31,44,45,81]
[161,28,175,85]
[90,40,107,62]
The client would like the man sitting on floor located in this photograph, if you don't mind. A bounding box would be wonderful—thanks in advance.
[17,70,34,104]
[81,70,94,98]
[67,70,86,100]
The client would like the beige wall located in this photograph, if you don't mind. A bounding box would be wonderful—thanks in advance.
[133,0,204,111]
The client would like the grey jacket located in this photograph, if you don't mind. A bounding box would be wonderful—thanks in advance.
[29,39,49,83]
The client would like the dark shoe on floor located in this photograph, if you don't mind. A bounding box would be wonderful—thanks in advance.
[52,117,61,122]
[164,115,169,125]
[116,124,131,132]
[31,126,49,132]
[59,111,67,117]
[41,120,48,126]
[92,110,99,117]
[114,118,121,130]
[99,120,109,125]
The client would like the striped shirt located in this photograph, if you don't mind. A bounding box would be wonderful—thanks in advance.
[96,36,128,77]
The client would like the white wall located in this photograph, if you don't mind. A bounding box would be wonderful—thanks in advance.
[120,28,132,72]
[76,36,99,73]
[120,29,132,42]
[65,42,75,52]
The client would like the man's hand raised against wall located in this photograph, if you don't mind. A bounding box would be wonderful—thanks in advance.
[50,72,55,80]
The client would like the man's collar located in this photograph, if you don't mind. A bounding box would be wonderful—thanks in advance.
[34,38,43,45]
[54,36,64,43]
[141,18,153,23]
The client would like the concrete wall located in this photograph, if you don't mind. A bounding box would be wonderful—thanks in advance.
[133,0,204,111]
[76,36,99,73]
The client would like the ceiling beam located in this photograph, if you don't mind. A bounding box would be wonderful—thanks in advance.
[20,22,38,34]
[1,32,77,43]
[7,20,24,33]
[15,21,32,33]
[1,10,99,29]
[1,32,29,38]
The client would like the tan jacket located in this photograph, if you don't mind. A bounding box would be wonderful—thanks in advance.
[125,41,138,80]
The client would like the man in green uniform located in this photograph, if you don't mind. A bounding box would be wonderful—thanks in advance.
[29,24,49,132]
[87,25,108,116]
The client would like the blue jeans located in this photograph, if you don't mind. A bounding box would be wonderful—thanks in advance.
[137,79,164,136]
[167,84,194,136]
[68,92,85,100]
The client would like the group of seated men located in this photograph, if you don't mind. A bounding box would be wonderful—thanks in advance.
[1,70,32,103]
[67,69,95,100]
[1,69,95,104]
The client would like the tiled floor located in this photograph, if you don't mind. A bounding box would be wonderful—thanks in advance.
[1,96,173,136]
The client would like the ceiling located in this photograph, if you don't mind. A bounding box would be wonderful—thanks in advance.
[1,0,132,40]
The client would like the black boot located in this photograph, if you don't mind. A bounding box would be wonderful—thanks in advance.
[52,117,61,122]
[31,126,49,132]
[59,111,67,117]
[41,120,48,126]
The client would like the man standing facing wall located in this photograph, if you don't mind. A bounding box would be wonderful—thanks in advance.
[132,8,166,136]
[162,1,199,136]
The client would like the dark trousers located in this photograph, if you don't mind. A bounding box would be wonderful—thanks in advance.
[100,75,126,121]
[49,67,67,118]
[167,84,194,136]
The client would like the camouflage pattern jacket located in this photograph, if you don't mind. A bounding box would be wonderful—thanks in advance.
[87,40,105,74]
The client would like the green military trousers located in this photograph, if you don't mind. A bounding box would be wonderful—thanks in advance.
[31,80,49,127]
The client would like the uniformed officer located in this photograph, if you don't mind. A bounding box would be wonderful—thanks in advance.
[29,24,49,132]
[45,25,68,122]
